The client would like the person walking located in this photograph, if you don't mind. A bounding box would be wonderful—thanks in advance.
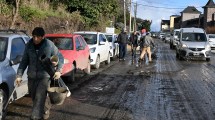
[15,27,64,120]
[130,31,139,58]
[117,28,128,61]
[139,32,155,63]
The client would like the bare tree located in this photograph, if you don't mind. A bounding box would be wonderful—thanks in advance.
[10,0,21,29]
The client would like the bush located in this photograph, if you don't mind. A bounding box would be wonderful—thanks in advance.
[19,6,46,22]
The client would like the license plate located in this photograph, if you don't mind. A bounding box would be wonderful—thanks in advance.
[193,52,199,56]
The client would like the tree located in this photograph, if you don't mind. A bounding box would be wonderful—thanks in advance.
[10,0,21,29]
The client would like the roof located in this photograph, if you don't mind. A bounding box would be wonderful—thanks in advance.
[180,28,205,33]
[161,20,170,25]
[181,6,201,13]
[45,34,74,37]
[74,31,104,34]
[0,33,28,38]
[203,0,215,8]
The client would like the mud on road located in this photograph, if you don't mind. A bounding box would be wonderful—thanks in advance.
[5,39,215,120]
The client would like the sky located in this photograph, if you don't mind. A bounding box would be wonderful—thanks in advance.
[131,0,208,31]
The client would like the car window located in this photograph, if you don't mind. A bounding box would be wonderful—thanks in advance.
[47,37,73,50]
[78,36,87,48]
[78,34,97,45]
[182,33,207,42]
[10,37,26,60]
[0,37,8,61]
[105,35,112,42]
[75,37,81,50]
[99,34,107,42]
[209,35,215,38]
[175,31,179,36]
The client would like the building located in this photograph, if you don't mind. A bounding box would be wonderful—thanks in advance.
[203,0,215,29]
[170,15,180,32]
[161,20,170,32]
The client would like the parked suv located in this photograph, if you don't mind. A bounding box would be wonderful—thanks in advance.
[104,33,119,60]
[0,29,30,118]
[207,34,215,52]
[74,31,111,69]
[170,29,180,49]
[175,28,211,61]
[45,34,91,82]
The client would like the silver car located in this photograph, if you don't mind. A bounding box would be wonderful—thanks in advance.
[175,28,211,61]
[0,30,30,118]
[105,33,119,59]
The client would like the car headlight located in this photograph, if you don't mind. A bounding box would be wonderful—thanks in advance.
[205,44,211,50]
[182,44,188,48]
[90,47,96,53]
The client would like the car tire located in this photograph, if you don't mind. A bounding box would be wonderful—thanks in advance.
[84,59,91,74]
[68,64,75,82]
[93,56,100,69]
[105,53,111,64]
[0,88,8,119]
[206,58,210,62]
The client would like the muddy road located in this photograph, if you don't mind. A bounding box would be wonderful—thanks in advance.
[5,39,215,120]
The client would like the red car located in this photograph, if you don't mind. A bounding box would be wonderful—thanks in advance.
[45,34,91,82]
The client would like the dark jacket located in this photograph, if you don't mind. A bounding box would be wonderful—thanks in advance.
[117,32,128,44]
[130,33,138,46]
[17,38,64,79]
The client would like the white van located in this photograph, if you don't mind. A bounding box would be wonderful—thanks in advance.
[175,28,211,61]
[74,31,111,69]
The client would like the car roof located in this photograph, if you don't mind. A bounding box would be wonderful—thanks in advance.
[104,33,117,35]
[180,28,205,33]
[74,31,104,34]
[45,34,76,37]
[0,33,29,38]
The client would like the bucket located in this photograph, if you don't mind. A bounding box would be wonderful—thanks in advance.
[47,87,68,105]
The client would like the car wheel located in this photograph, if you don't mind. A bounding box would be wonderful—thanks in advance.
[93,56,100,69]
[0,89,8,119]
[68,64,75,82]
[84,59,91,74]
[206,58,210,62]
[105,53,111,64]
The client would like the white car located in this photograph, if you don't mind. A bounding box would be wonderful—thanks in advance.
[175,28,211,61]
[170,29,180,49]
[104,33,119,59]
[0,29,30,118]
[74,31,111,69]
[208,34,215,52]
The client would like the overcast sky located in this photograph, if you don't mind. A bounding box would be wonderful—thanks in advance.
[131,0,207,31]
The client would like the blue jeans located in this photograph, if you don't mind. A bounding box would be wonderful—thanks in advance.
[119,43,127,59]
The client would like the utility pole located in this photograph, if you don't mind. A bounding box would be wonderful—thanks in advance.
[124,0,126,30]
[129,0,132,34]
[134,2,137,31]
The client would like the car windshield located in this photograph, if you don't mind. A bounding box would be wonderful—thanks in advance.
[175,31,179,36]
[182,33,207,42]
[78,34,97,45]
[105,35,112,42]
[0,37,8,61]
[46,37,73,50]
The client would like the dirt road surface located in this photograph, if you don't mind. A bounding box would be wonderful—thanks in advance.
[5,39,215,120]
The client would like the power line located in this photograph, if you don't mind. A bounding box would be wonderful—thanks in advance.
[131,2,202,10]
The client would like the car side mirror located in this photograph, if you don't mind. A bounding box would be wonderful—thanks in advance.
[10,55,22,66]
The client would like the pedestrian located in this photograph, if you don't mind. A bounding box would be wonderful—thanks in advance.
[139,32,155,63]
[130,31,139,58]
[117,28,128,61]
[15,27,64,120]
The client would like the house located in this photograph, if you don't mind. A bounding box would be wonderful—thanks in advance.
[161,19,170,32]
[170,15,180,32]
[203,0,215,29]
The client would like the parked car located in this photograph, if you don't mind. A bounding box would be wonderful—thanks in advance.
[104,33,119,59]
[207,34,215,52]
[159,32,165,39]
[175,28,211,61]
[74,31,111,69]
[0,29,30,118]
[170,29,180,49]
[164,33,171,43]
[45,34,91,82]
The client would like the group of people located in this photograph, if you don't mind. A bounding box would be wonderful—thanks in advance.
[117,28,155,63]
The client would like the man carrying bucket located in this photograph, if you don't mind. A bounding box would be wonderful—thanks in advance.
[15,27,64,120]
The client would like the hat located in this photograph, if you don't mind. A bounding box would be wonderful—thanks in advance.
[32,27,45,37]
